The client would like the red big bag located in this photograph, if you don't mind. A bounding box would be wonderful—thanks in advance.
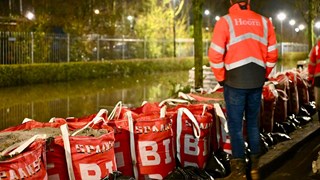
[49,109,108,131]
[107,101,138,177]
[177,91,225,154]
[296,70,310,107]
[261,83,278,132]
[0,119,66,180]
[172,104,214,169]
[46,109,111,180]
[273,89,288,123]
[213,103,232,155]
[0,135,48,180]
[55,123,117,180]
[0,119,63,133]
[127,106,175,180]
[285,71,300,115]
[270,73,290,123]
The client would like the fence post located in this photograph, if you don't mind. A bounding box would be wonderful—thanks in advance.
[205,40,209,56]
[67,33,70,63]
[97,35,100,61]
[144,36,147,59]
[122,35,125,59]
[31,32,34,64]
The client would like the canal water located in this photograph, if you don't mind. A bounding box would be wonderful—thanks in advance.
[0,71,189,130]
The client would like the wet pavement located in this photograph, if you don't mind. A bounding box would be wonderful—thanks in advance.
[260,113,320,180]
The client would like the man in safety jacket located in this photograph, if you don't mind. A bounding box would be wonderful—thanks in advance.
[208,0,278,179]
[308,37,320,121]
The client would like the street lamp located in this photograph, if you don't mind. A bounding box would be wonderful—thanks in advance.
[204,9,210,31]
[94,9,100,15]
[25,11,35,20]
[298,24,305,31]
[127,15,134,31]
[277,12,286,70]
[315,21,320,36]
[215,16,220,21]
[289,19,296,26]
[289,19,295,41]
[204,9,210,16]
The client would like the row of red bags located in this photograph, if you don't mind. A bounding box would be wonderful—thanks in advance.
[0,99,230,180]
[260,69,314,132]
[0,69,312,180]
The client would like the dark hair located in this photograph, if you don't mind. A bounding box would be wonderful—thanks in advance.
[231,0,248,4]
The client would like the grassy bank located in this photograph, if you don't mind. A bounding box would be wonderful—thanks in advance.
[281,52,309,69]
[0,52,307,88]
[0,57,200,87]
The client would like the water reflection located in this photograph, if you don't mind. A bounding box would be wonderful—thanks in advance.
[0,71,188,130]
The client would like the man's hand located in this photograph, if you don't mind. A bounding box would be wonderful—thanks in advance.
[218,81,225,86]
[308,79,314,86]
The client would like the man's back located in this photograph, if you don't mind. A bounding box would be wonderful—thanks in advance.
[209,3,277,89]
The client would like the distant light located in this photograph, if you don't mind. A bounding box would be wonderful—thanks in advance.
[298,24,305,30]
[289,19,296,26]
[204,10,210,16]
[25,11,35,20]
[215,16,220,21]
[269,17,273,23]
[94,9,100,14]
[315,21,320,29]
[277,12,286,21]
[127,15,134,22]
[295,28,300,32]
[205,27,209,31]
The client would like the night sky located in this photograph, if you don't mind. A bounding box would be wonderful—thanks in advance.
[205,0,304,23]
[203,0,309,36]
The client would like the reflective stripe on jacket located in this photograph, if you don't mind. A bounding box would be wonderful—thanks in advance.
[308,40,320,80]
[208,3,278,88]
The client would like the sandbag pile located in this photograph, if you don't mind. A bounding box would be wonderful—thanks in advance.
[0,98,235,180]
[0,68,317,180]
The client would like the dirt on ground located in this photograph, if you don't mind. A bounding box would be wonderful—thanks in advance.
[0,127,109,155]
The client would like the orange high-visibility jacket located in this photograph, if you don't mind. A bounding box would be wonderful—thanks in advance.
[208,3,278,89]
[308,40,320,84]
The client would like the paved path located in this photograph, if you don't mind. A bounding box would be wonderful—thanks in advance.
[260,113,320,179]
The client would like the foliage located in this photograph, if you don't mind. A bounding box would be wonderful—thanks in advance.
[134,0,189,58]
[168,82,192,98]
[285,0,320,48]
[0,58,195,87]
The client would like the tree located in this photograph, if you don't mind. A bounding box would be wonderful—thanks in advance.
[192,0,204,88]
[134,0,189,58]
[286,0,320,49]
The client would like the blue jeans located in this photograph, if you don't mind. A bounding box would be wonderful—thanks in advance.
[223,84,262,159]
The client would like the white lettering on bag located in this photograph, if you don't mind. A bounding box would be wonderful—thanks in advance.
[135,123,171,134]
[163,139,172,164]
[184,135,208,156]
[75,141,114,154]
[79,164,101,180]
[115,152,125,168]
[0,157,42,179]
[146,174,163,179]
[184,161,198,168]
[79,161,113,179]
[139,139,172,166]
[105,161,113,173]
[234,18,261,26]
[114,141,125,168]
[139,141,161,166]
[184,134,200,155]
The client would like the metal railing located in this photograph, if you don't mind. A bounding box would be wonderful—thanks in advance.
[278,42,309,53]
[0,31,309,64]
